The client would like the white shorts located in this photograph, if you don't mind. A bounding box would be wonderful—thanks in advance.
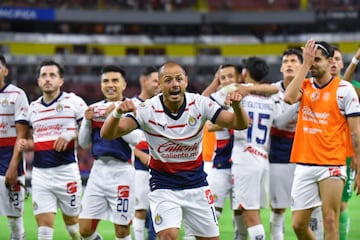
[134,169,150,210]
[31,163,82,216]
[0,176,25,217]
[207,168,232,209]
[203,161,213,175]
[231,157,269,210]
[269,163,296,209]
[291,164,346,211]
[80,159,135,225]
[149,187,219,237]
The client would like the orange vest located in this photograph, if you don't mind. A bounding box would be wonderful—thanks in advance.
[290,77,347,165]
[202,125,216,162]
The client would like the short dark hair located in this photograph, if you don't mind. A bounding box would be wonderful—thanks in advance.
[141,66,158,76]
[315,41,334,58]
[244,57,269,82]
[220,64,242,74]
[37,60,65,78]
[282,48,303,63]
[0,54,6,67]
[100,65,126,79]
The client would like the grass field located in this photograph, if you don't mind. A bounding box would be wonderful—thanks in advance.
[0,194,360,239]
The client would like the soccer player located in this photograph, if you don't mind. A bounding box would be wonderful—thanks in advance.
[269,48,324,240]
[17,60,87,240]
[78,65,148,240]
[131,66,160,240]
[100,61,249,240]
[284,40,360,240]
[215,57,277,240]
[330,46,359,240]
[1,54,29,240]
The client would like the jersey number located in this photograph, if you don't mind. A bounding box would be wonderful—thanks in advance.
[247,111,270,145]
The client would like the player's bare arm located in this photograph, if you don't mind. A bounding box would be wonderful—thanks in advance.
[5,123,29,186]
[100,99,138,140]
[348,116,360,195]
[284,40,316,104]
[343,48,360,97]
[216,91,248,130]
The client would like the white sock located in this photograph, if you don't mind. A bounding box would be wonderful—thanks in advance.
[234,214,248,240]
[66,223,81,240]
[248,224,265,240]
[310,207,324,240]
[83,231,103,240]
[270,212,284,240]
[38,226,54,240]
[8,216,24,240]
[116,235,131,240]
[133,218,146,240]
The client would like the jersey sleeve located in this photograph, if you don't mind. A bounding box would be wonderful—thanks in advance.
[339,80,360,116]
[71,93,88,122]
[14,89,29,123]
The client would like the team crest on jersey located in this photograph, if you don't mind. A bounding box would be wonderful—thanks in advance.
[188,116,197,127]
[310,91,320,102]
[322,92,330,101]
[56,104,64,112]
[1,98,8,107]
[154,214,163,225]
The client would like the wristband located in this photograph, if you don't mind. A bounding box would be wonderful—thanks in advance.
[352,57,359,65]
[60,132,76,142]
[112,109,123,119]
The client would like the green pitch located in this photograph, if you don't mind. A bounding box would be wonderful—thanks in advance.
[1,195,360,239]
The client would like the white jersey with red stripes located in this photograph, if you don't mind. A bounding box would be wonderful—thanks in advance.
[27,92,87,168]
[132,92,223,191]
[0,83,29,176]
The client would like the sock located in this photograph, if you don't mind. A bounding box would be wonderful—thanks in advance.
[234,214,248,240]
[133,218,146,240]
[340,209,350,240]
[83,231,103,240]
[270,212,284,240]
[65,223,81,240]
[247,224,265,240]
[310,207,324,240]
[116,235,131,240]
[38,226,54,240]
[8,216,24,240]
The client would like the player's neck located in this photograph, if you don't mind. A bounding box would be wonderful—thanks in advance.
[315,73,333,87]
[43,91,61,103]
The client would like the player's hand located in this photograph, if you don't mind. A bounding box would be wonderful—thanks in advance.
[5,166,18,187]
[84,107,95,120]
[16,138,29,152]
[54,132,76,152]
[225,91,243,108]
[302,39,317,68]
[115,99,137,117]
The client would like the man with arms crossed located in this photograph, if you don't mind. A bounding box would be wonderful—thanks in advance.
[101,61,248,240]
[17,60,87,240]
[284,40,360,240]
[1,54,29,240]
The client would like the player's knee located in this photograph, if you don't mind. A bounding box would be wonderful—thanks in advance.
[115,224,131,238]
